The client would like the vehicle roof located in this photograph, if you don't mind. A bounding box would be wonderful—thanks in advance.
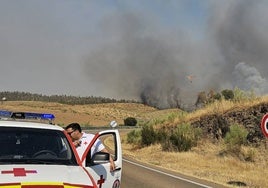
[0,120,64,131]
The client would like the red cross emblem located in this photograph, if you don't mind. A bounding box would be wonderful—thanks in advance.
[97,175,105,188]
[1,168,37,177]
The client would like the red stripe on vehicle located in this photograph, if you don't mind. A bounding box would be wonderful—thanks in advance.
[63,130,82,166]
[82,167,98,188]
[0,182,20,186]
[64,182,94,188]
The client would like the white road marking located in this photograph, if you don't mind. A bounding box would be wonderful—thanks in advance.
[123,158,213,188]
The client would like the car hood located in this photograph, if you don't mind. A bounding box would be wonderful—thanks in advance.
[0,164,95,187]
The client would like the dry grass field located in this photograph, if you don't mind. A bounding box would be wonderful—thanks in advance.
[1,100,268,187]
[0,101,159,126]
[121,136,268,188]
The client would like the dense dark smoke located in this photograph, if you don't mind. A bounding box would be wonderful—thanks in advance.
[210,1,268,94]
[83,1,268,109]
[83,13,192,109]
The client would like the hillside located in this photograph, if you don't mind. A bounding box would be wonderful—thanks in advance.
[0,101,174,126]
[120,96,268,188]
[1,99,268,187]
[191,99,268,142]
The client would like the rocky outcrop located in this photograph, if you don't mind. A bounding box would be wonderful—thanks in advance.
[191,103,268,143]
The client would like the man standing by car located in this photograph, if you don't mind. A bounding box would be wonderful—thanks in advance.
[65,122,115,171]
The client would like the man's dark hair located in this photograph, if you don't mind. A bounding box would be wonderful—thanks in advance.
[65,123,82,132]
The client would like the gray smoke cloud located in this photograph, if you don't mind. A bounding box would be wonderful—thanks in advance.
[83,1,268,109]
[233,62,268,95]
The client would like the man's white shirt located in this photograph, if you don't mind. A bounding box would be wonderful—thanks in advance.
[76,132,105,160]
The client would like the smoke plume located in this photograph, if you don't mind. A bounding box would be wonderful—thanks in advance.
[233,62,268,95]
[83,1,268,109]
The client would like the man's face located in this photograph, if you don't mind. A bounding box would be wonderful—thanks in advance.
[66,128,79,141]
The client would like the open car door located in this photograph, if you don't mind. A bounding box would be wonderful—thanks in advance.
[83,130,122,188]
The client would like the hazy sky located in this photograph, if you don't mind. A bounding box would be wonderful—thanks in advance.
[1,0,268,107]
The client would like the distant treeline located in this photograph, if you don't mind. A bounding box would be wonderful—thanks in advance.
[0,91,139,105]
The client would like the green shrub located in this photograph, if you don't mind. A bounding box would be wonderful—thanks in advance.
[233,87,248,102]
[213,93,222,101]
[124,117,138,126]
[156,126,169,143]
[161,123,202,152]
[221,89,234,100]
[233,87,257,102]
[224,124,248,154]
[141,124,157,146]
[127,130,141,145]
[167,112,187,122]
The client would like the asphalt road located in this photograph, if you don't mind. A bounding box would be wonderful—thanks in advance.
[87,129,227,187]
[120,158,227,188]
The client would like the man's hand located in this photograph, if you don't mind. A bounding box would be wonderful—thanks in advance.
[73,140,81,148]
[110,158,116,172]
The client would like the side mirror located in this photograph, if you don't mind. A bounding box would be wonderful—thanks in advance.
[89,152,110,166]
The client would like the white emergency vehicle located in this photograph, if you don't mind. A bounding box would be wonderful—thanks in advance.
[0,110,122,188]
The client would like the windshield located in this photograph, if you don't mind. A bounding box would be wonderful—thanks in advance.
[0,127,77,165]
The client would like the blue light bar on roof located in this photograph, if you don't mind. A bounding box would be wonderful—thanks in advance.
[24,112,55,120]
[0,110,12,117]
[41,113,55,120]
[0,110,55,120]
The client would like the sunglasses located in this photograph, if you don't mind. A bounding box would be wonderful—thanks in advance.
[67,130,75,135]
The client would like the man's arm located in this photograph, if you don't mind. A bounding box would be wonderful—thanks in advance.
[101,148,116,172]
